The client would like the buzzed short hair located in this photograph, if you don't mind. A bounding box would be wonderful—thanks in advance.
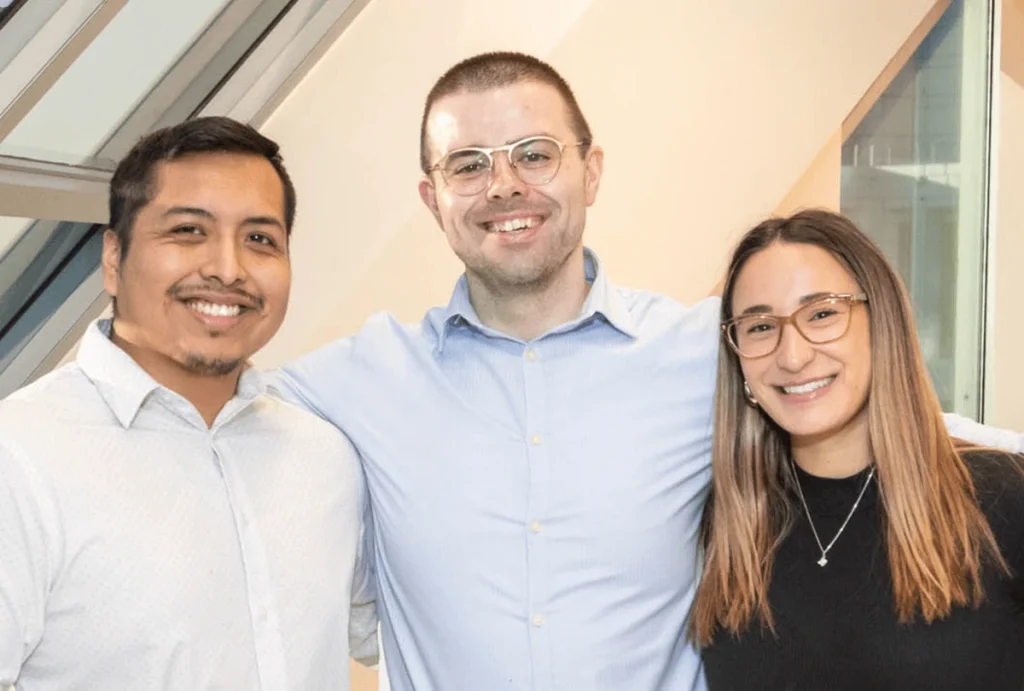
[419,52,593,173]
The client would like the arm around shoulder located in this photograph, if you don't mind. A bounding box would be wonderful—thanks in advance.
[265,335,358,421]
[943,413,1024,453]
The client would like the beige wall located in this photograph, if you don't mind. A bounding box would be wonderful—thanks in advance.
[255,0,939,368]
[987,0,1024,428]
[774,129,843,216]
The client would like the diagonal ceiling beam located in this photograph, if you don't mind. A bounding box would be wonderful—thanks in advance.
[842,0,952,139]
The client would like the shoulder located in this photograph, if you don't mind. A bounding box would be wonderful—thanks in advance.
[960,448,1024,547]
[286,310,437,372]
[961,446,1024,495]
[257,393,354,441]
[0,362,110,434]
[618,287,721,336]
[0,393,68,529]
[615,288,721,367]
[275,310,435,395]
[242,394,363,476]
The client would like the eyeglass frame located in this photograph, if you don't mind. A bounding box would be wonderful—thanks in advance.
[426,135,592,196]
[721,292,869,359]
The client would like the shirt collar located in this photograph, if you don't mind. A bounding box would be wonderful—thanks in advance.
[435,247,637,353]
[77,319,266,429]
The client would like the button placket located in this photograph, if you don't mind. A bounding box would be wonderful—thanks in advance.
[522,343,553,686]
[211,438,290,689]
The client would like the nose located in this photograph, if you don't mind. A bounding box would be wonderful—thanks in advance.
[486,152,527,200]
[199,234,247,286]
[774,322,815,372]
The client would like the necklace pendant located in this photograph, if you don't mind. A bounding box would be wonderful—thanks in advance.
[817,555,828,567]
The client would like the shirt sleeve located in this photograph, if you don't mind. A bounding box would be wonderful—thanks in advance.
[264,336,359,424]
[348,466,379,668]
[264,368,326,419]
[942,413,1024,453]
[0,440,57,680]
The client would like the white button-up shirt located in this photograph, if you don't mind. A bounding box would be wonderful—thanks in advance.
[0,320,377,690]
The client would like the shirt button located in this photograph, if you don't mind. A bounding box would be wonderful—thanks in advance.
[255,606,267,624]
[532,614,545,627]
[531,434,543,446]
[525,348,538,361]
[530,520,542,533]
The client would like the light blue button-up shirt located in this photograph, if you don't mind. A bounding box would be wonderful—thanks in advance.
[274,249,720,690]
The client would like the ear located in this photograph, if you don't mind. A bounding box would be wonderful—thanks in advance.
[102,230,122,299]
[418,177,443,229]
[583,145,604,206]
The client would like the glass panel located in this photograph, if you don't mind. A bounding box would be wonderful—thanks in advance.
[0,0,23,23]
[0,216,33,259]
[0,0,232,167]
[0,1,100,105]
[840,0,992,417]
[0,218,101,370]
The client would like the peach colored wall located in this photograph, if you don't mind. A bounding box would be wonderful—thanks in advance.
[1005,0,1024,88]
[774,129,842,216]
[986,0,1024,428]
[350,660,377,691]
[254,0,939,368]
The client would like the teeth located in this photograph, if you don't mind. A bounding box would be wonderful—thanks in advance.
[782,376,835,395]
[489,217,539,233]
[187,300,242,318]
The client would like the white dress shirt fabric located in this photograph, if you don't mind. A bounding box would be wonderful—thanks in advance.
[0,320,377,690]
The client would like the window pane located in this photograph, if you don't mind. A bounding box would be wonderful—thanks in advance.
[0,0,231,167]
[0,1,100,105]
[840,0,991,416]
[0,216,32,259]
[0,217,102,395]
[0,0,23,22]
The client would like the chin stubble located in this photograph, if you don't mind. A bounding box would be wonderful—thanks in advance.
[184,354,243,377]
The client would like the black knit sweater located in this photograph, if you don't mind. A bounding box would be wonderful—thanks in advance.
[702,449,1024,690]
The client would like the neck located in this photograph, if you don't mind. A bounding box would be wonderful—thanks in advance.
[466,249,590,341]
[790,408,872,478]
[110,321,240,428]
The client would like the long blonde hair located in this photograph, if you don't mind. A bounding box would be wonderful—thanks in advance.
[690,209,1007,645]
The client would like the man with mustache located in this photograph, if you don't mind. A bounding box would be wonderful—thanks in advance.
[0,117,376,689]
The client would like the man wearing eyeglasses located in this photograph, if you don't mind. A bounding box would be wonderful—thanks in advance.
[272,51,720,691]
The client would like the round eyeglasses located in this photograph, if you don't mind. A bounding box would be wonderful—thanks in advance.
[427,135,590,196]
[722,293,868,359]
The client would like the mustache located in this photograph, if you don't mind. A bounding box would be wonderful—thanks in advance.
[473,201,550,220]
[168,281,265,310]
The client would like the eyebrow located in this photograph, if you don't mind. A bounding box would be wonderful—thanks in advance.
[162,206,284,230]
[739,292,837,316]
[448,132,559,152]
[162,206,214,220]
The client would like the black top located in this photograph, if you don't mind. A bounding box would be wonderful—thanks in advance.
[701,449,1024,691]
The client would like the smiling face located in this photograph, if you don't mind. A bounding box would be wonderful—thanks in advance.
[729,241,872,444]
[102,151,291,379]
[418,80,603,292]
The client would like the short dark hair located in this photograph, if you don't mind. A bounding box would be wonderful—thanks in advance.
[108,116,296,257]
[419,52,593,173]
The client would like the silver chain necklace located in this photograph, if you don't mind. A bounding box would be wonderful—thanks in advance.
[790,458,876,567]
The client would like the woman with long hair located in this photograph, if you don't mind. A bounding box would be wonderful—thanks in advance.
[692,209,1024,689]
